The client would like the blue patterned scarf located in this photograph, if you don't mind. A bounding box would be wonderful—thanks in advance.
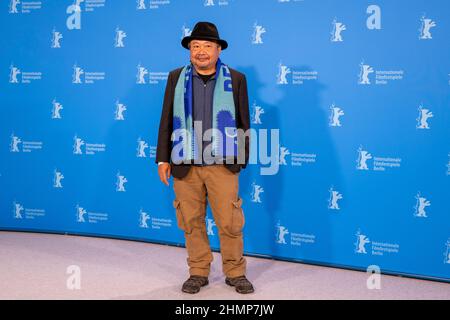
[172,59,237,163]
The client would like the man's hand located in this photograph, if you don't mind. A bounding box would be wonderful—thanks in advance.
[158,162,171,186]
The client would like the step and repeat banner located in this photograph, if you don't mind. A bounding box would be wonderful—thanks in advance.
[1,0,449,282]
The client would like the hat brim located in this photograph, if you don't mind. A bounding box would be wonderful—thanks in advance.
[181,36,228,50]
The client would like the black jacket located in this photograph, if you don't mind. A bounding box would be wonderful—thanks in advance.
[155,66,250,179]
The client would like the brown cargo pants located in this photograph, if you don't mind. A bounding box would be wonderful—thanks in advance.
[172,164,246,278]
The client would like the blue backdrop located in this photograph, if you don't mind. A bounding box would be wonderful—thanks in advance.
[1,0,449,282]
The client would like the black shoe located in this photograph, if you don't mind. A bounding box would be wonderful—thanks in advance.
[181,275,209,294]
[225,276,255,294]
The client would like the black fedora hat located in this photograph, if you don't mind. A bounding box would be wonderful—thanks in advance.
[181,22,228,50]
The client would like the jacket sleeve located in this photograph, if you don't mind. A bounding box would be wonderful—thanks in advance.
[238,74,250,168]
[155,71,174,164]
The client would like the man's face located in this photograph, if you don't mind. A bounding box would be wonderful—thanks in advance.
[189,40,221,72]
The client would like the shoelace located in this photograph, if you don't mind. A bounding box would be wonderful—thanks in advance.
[233,277,251,287]
[186,277,206,286]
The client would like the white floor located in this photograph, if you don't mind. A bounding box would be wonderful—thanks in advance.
[0,231,448,300]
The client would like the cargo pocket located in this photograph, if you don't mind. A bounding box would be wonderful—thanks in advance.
[173,199,191,234]
[230,197,245,235]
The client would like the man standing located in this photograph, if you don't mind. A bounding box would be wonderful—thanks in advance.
[156,22,253,294]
